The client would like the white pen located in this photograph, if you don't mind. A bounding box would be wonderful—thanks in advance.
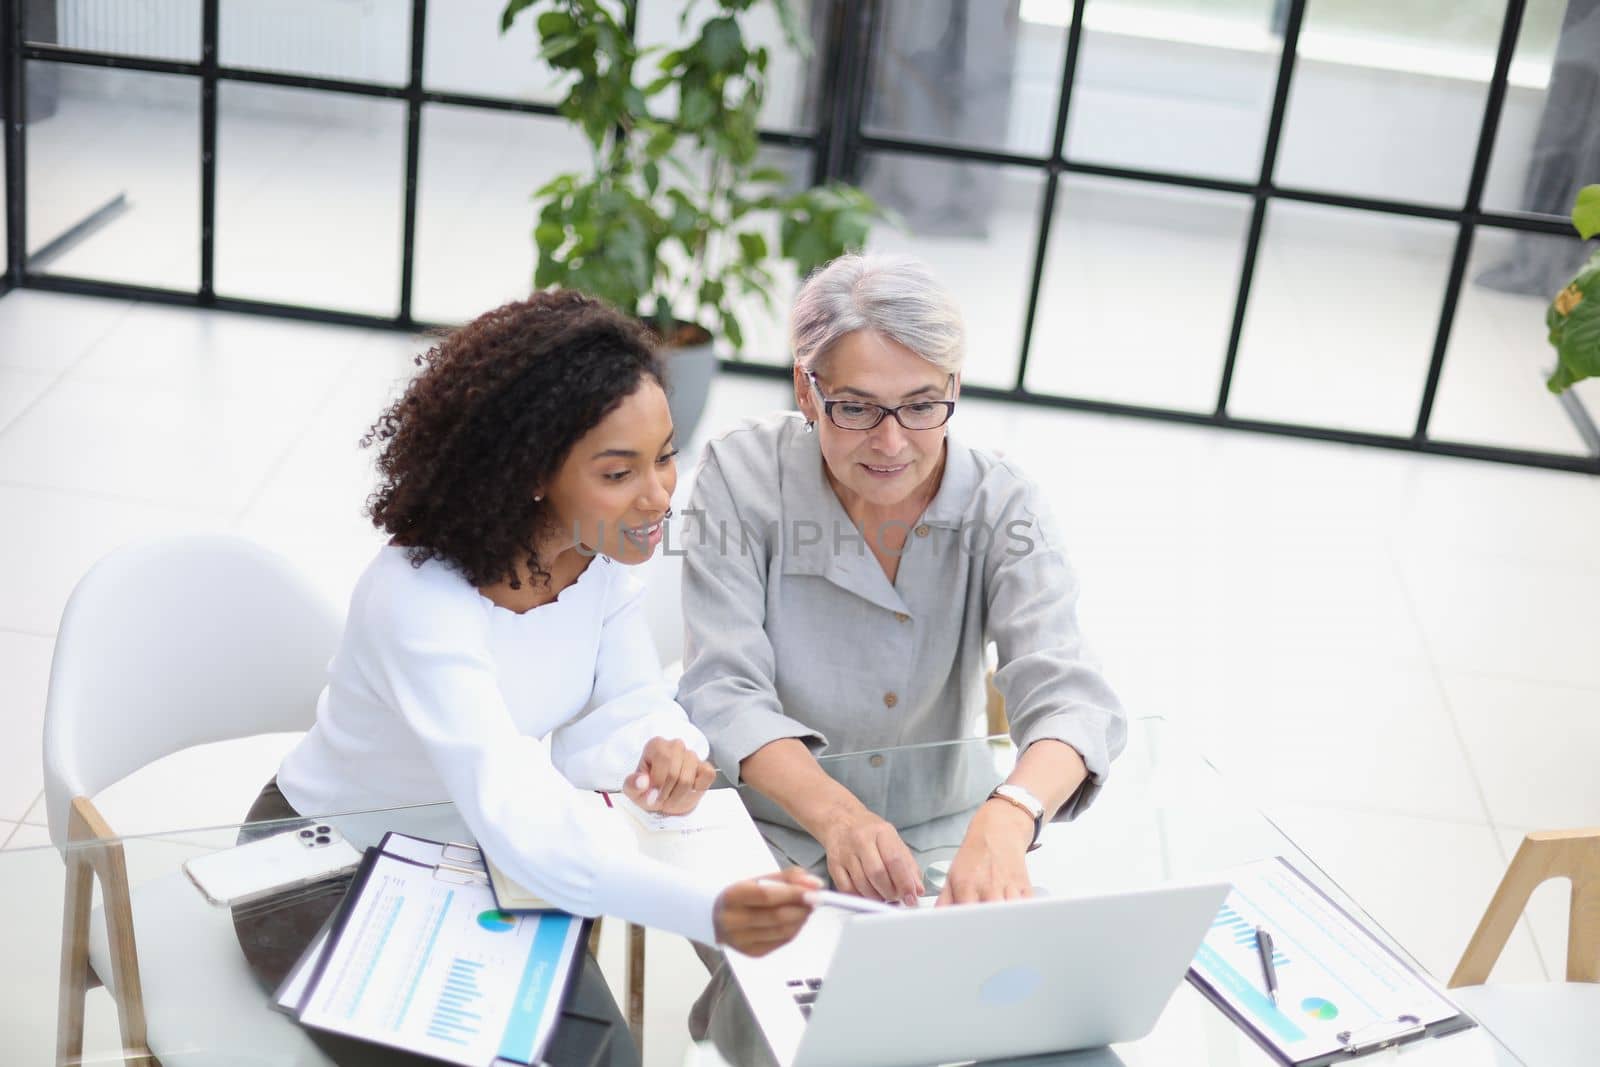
[759,880,899,914]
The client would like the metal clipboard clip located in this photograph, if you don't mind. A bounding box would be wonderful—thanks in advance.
[441,841,483,867]
[433,841,488,885]
[1335,1014,1425,1055]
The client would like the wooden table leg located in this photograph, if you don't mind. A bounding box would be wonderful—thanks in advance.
[626,922,646,1056]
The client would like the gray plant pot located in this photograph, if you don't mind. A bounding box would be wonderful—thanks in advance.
[662,338,718,445]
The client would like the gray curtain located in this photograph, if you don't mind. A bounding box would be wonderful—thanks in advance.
[803,0,1023,237]
[1478,0,1600,295]
[24,0,61,121]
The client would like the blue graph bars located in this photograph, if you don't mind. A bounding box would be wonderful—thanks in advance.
[427,957,486,1046]
[1212,905,1290,967]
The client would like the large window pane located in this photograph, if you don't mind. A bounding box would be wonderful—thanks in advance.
[1026,177,1252,412]
[1063,0,1280,180]
[859,152,1044,389]
[1275,1,1502,207]
[1427,227,1593,456]
[25,64,198,290]
[1483,0,1597,219]
[425,0,565,102]
[863,0,1068,157]
[216,83,405,315]
[34,0,200,62]
[1227,202,1456,436]
[411,105,588,325]
[220,0,410,86]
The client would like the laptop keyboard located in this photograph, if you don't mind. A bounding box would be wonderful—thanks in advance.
[785,977,823,1019]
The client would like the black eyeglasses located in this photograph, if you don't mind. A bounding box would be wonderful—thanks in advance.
[806,372,956,431]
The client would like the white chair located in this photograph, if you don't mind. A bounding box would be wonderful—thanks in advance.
[1448,828,1600,1067]
[44,534,341,1066]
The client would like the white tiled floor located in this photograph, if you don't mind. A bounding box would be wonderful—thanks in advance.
[1,279,1598,1064]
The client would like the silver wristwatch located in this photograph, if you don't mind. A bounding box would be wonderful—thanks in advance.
[987,783,1045,850]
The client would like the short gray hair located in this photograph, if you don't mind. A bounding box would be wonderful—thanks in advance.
[790,254,965,375]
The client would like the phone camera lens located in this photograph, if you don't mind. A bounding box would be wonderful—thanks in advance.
[316,835,331,845]
[298,829,314,839]
[316,825,331,833]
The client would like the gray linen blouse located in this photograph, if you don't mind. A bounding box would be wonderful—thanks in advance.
[676,413,1127,868]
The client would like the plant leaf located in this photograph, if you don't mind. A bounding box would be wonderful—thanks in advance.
[745,166,789,186]
[721,308,745,352]
[700,17,745,74]
[1573,184,1600,240]
[681,86,715,128]
[535,9,573,38]
[645,125,677,160]
[500,0,538,34]
[534,221,565,251]
[737,231,768,262]
[1546,249,1600,392]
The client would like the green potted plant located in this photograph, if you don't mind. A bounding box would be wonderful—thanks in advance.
[499,0,887,442]
[1545,184,1600,394]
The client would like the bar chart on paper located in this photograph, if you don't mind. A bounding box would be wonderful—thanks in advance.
[429,957,487,1046]
[1213,905,1292,972]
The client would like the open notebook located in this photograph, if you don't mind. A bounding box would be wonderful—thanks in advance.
[484,788,770,911]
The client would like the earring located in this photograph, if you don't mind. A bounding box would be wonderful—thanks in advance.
[664,507,674,520]
[533,494,543,502]
[804,420,815,434]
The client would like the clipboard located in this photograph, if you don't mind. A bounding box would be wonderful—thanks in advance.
[282,832,592,1067]
[1186,857,1476,1067]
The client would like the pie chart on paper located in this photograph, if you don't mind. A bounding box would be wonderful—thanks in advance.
[476,909,517,933]
[1301,997,1339,1021]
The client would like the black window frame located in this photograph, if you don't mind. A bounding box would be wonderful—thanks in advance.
[2,0,1595,473]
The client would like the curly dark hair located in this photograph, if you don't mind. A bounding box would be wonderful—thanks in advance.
[363,290,664,590]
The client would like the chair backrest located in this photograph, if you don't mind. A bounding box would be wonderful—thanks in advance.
[1451,828,1600,987]
[42,535,341,848]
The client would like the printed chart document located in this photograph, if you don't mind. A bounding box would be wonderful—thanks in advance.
[1188,857,1472,1066]
[289,833,585,1066]
[486,788,771,912]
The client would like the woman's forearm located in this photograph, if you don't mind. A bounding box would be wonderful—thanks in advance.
[738,738,869,840]
[1006,738,1088,820]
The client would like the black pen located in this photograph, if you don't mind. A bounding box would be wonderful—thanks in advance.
[1255,926,1280,1007]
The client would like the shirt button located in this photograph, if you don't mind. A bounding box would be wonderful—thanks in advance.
[893,612,910,623]
[914,525,930,537]
[869,754,885,768]
[883,692,898,708]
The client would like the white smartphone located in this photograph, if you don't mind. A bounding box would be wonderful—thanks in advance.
[184,824,362,908]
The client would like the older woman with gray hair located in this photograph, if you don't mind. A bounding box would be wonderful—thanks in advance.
[677,252,1126,909]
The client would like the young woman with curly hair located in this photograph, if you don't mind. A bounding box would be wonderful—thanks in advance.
[231,292,817,1067]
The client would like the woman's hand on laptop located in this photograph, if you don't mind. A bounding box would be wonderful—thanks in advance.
[936,801,1035,906]
[625,736,716,814]
[819,808,924,907]
[714,867,822,956]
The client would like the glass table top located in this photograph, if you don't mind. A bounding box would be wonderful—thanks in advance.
[0,716,1525,1066]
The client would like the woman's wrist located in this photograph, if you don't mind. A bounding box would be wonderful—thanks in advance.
[809,795,872,846]
[975,797,1035,848]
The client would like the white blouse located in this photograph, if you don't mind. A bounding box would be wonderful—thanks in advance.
[277,545,721,944]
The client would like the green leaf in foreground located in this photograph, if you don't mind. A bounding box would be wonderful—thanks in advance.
[1546,248,1600,393]
[1573,184,1600,241]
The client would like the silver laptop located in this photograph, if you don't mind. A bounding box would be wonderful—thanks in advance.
[728,882,1229,1067]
